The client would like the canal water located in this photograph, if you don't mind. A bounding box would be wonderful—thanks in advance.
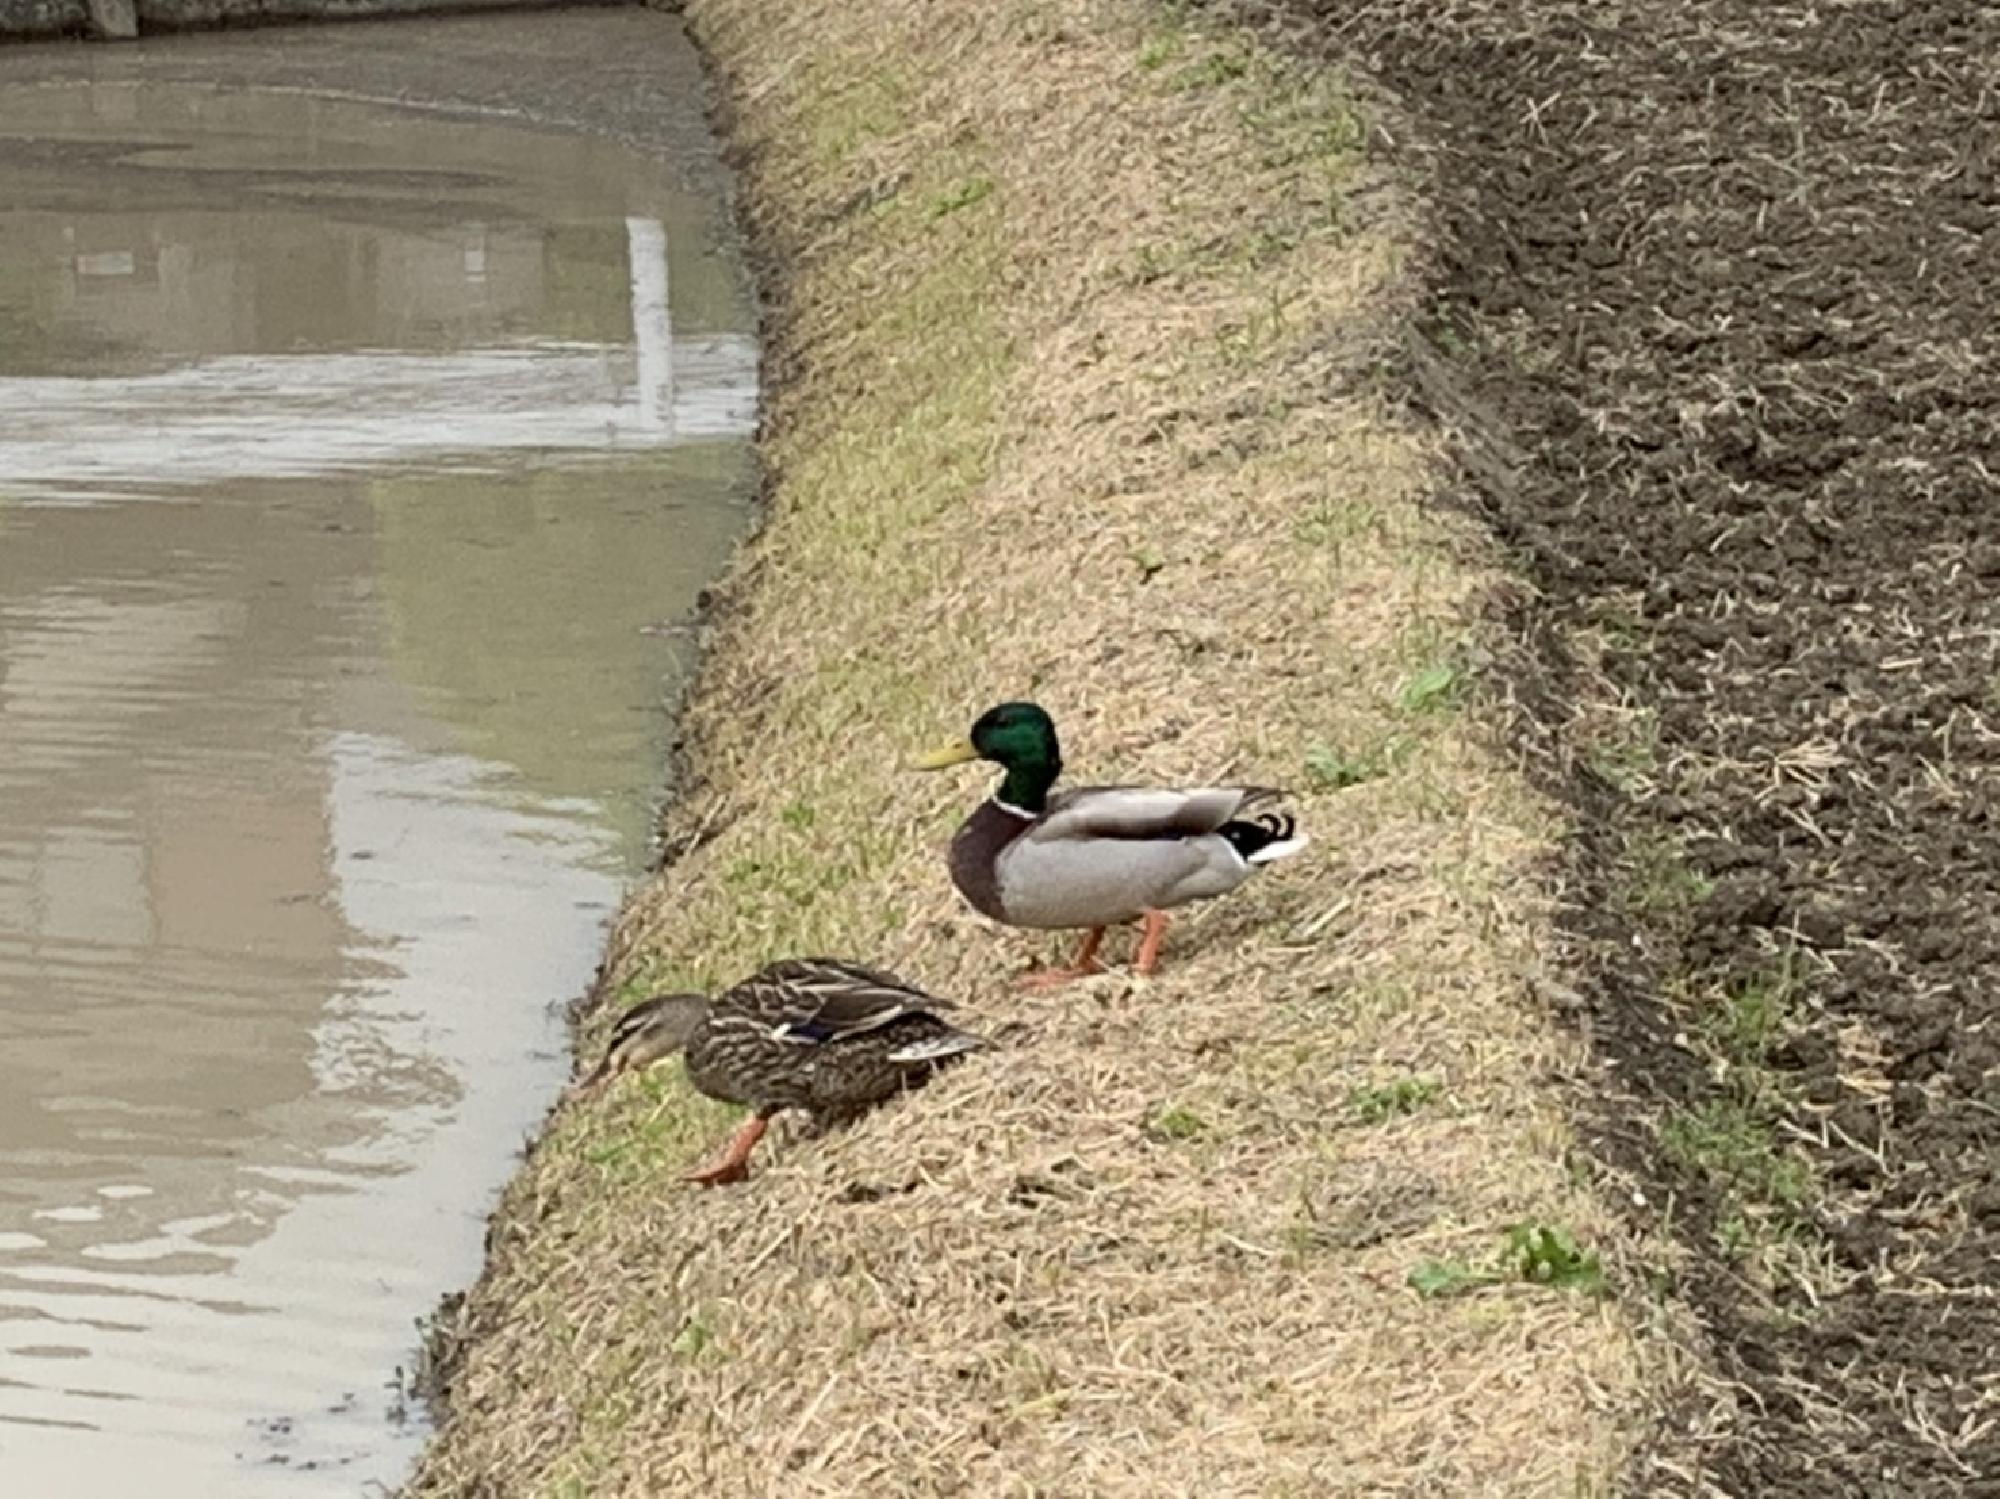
[0,17,755,1494]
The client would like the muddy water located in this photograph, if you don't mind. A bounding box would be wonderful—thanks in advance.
[0,29,754,1495]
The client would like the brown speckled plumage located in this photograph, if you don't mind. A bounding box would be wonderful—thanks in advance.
[569,958,983,1184]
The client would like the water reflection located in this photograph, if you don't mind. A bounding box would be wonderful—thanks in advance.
[0,76,754,1493]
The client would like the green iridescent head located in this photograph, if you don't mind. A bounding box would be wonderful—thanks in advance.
[914,700,1063,811]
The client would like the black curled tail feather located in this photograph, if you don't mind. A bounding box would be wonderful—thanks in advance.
[1218,810,1297,860]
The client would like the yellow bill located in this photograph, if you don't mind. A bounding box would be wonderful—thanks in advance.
[912,737,979,770]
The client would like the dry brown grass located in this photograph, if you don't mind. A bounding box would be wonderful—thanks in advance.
[404,1,1668,1493]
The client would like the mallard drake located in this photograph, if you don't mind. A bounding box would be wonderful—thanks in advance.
[915,701,1307,985]
[566,958,982,1185]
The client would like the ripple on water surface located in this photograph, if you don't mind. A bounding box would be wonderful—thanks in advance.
[0,55,754,1498]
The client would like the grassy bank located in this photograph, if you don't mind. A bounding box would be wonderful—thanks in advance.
[406,0,1663,1491]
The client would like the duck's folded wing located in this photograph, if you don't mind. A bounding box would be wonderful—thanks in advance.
[760,956,938,1002]
[754,958,955,1044]
[1033,785,1279,842]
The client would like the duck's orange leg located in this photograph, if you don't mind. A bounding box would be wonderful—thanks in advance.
[683,1114,770,1187]
[1133,910,1171,977]
[1019,927,1107,990]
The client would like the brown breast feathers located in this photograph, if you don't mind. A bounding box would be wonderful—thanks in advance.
[948,800,1032,922]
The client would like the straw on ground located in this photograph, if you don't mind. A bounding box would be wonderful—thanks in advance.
[405,1,1668,1493]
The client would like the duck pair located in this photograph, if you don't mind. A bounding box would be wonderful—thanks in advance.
[569,701,1307,1185]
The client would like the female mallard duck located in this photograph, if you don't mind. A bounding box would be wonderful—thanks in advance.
[915,701,1307,985]
[566,958,982,1186]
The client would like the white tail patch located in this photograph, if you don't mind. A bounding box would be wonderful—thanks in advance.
[1247,831,1310,865]
[888,1032,983,1064]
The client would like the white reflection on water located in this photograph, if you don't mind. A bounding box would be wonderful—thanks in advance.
[0,218,752,501]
